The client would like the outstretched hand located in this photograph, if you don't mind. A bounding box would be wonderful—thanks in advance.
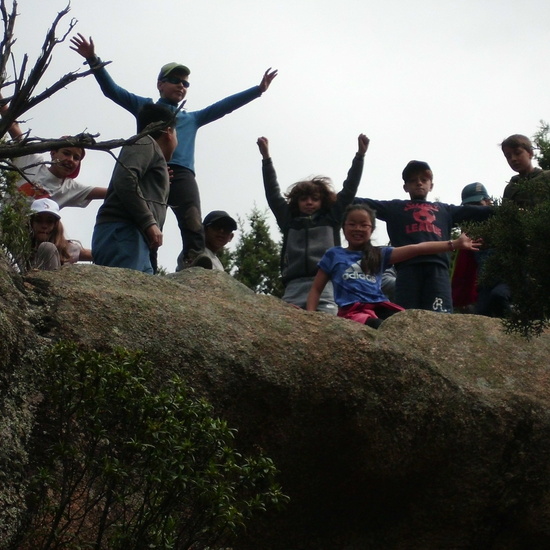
[455,233,483,251]
[70,33,95,59]
[257,136,270,159]
[259,68,278,93]
[358,133,370,156]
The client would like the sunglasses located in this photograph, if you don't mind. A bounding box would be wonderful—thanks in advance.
[162,76,190,88]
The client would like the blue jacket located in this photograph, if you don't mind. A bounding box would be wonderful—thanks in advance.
[92,66,262,173]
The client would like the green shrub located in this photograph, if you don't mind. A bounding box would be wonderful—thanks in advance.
[0,170,32,273]
[12,343,287,549]
[464,196,550,338]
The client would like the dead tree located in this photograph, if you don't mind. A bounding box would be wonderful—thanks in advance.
[0,0,175,162]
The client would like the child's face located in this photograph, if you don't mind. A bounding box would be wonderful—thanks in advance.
[403,172,433,200]
[298,193,322,216]
[204,223,234,253]
[157,71,189,104]
[49,147,83,179]
[343,209,373,251]
[502,145,533,176]
[31,214,58,243]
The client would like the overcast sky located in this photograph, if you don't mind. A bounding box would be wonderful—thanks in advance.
[8,0,550,271]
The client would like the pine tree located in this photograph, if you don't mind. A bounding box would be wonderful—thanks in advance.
[224,207,284,297]
[533,120,550,170]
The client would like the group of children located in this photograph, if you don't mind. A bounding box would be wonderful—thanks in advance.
[2,34,549,329]
[260,132,549,327]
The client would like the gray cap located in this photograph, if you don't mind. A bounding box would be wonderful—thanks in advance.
[461,182,490,205]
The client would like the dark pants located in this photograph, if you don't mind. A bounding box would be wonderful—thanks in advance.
[395,263,453,313]
[476,282,511,317]
[168,165,205,270]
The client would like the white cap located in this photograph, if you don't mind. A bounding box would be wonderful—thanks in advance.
[30,198,61,219]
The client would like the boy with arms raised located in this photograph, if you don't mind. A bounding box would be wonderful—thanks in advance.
[71,34,277,270]
[356,161,492,312]
[92,104,177,274]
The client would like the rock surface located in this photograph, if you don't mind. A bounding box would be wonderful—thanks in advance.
[2,263,550,549]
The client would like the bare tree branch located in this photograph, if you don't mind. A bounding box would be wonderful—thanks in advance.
[0,0,178,187]
[0,118,176,160]
[0,1,112,139]
[0,0,17,87]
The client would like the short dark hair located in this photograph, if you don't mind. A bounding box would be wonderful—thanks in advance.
[137,103,175,139]
[500,134,533,154]
[402,160,433,182]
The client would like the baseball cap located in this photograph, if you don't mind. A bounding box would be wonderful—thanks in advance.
[461,182,490,205]
[158,62,190,80]
[203,210,237,231]
[402,160,432,182]
[30,198,61,219]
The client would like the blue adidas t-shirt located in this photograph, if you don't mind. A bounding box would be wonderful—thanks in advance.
[318,246,394,307]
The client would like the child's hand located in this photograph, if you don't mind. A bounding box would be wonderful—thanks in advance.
[358,133,370,156]
[259,68,278,93]
[146,224,163,251]
[455,233,483,251]
[257,136,270,159]
[70,33,95,59]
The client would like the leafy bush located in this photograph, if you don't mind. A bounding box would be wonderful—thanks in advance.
[11,343,287,549]
[464,196,550,338]
[534,120,550,171]
[0,169,32,273]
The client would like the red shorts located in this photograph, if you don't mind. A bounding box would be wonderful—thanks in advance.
[338,301,404,325]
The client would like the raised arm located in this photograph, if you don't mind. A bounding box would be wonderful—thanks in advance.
[194,68,278,128]
[306,268,331,311]
[390,233,482,264]
[335,133,369,208]
[257,136,288,228]
[70,33,96,61]
[70,33,150,116]
[257,136,270,159]
[357,133,369,156]
[259,68,278,94]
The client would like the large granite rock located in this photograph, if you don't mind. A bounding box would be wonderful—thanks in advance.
[2,263,550,549]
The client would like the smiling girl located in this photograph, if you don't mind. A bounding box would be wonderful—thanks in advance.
[29,199,92,270]
[306,204,481,328]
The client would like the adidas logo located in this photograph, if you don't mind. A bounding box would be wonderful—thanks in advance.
[342,262,377,283]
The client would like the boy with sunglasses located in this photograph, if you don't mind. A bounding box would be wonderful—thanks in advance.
[71,34,277,271]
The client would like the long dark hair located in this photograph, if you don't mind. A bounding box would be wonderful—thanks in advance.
[343,204,382,275]
[30,217,72,264]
